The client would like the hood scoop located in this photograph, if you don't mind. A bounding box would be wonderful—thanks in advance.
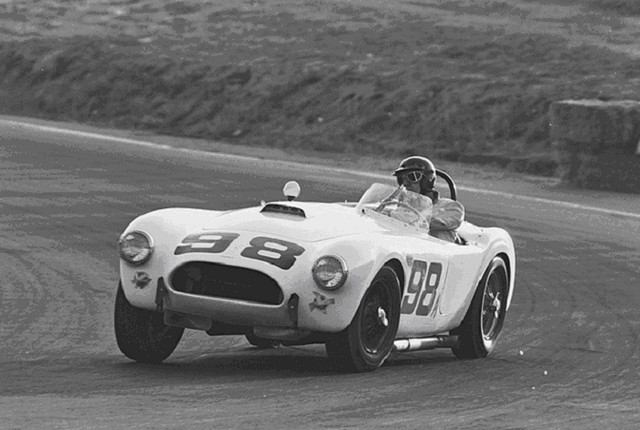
[261,203,306,218]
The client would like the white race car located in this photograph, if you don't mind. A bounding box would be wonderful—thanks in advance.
[115,172,516,372]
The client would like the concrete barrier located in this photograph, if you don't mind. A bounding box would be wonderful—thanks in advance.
[550,99,640,193]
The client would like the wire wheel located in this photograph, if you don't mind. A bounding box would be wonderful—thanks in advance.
[360,281,394,354]
[325,266,401,372]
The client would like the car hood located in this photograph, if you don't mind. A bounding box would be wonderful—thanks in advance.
[207,201,386,242]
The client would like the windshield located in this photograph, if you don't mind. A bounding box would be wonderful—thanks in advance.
[356,183,433,230]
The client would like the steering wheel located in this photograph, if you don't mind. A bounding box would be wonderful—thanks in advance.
[375,200,427,225]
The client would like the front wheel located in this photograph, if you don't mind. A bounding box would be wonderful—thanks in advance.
[451,257,509,359]
[325,266,401,372]
[114,282,184,363]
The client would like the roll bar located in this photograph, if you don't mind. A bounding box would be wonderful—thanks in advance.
[436,170,457,201]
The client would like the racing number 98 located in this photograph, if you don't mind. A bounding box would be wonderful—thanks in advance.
[401,260,442,316]
[174,232,304,270]
[240,236,304,270]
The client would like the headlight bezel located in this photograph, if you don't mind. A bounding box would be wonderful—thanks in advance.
[312,255,348,291]
[118,230,154,266]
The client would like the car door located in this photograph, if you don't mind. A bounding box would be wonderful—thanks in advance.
[396,246,451,338]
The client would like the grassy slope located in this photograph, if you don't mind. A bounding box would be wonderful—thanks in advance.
[1,0,639,177]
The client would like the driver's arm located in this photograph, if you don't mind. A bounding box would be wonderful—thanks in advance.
[430,199,464,231]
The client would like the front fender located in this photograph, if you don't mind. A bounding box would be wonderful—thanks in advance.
[295,236,407,333]
[119,208,225,309]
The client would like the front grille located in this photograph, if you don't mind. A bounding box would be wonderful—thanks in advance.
[170,262,284,305]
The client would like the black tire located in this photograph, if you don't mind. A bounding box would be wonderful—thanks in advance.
[451,257,509,359]
[325,266,401,372]
[245,333,280,349]
[114,282,184,364]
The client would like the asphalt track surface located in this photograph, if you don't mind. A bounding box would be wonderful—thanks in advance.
[1,118,639,429]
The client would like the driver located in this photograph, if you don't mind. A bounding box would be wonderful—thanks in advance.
[392,156,465,243]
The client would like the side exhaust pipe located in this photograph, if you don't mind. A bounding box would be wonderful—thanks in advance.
[393,335,459,352]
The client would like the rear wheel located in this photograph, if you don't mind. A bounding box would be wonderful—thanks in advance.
[325,266,401,372]
[114,282,184,363]
[451,257,509,359]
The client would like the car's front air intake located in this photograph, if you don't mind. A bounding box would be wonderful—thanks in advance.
[170,262,284,305]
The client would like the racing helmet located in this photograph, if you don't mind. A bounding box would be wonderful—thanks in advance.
[392,156,436,193]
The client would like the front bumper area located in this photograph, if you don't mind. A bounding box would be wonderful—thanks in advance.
[155,277,300,330]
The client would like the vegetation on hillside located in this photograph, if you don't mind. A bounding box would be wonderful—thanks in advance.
[1,0,639,177]
[590,0,640,15]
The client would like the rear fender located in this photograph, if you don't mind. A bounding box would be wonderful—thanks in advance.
[444,228,515,331]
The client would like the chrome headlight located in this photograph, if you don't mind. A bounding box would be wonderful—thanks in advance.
[118,231,154,266]
[312,255,348,291]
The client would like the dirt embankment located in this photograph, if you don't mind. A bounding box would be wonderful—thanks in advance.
[1,1,640,179]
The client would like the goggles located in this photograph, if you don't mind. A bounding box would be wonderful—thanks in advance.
[399,171,424,183]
